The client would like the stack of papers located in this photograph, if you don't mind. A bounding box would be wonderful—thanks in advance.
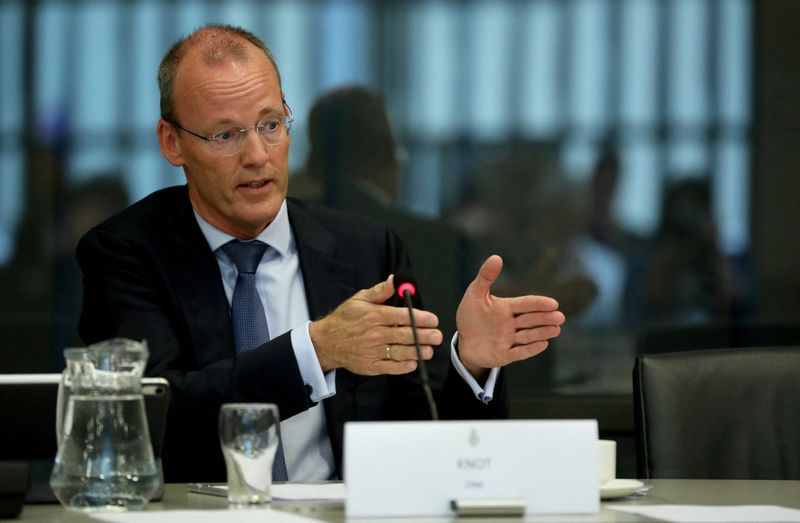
[91,509,319,523]
[608,504,800,522]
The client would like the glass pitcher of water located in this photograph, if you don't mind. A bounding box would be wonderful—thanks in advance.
[50,338,161,511]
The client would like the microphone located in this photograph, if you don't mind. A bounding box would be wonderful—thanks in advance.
[394,268,439,421]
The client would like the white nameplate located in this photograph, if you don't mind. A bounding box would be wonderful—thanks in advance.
[344,419,599,518]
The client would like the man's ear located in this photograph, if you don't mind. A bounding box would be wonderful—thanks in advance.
[157,118,185,167]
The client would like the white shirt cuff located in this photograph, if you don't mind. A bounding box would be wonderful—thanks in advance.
[449,332,499,404]
[290,321,336,402]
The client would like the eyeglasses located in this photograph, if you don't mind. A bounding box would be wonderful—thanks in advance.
[165,101,294,157]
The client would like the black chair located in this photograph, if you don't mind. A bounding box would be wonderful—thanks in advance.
[636,322,800,355]
[633,346,800,479]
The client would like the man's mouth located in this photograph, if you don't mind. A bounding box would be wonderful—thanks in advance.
[239,180,269,189]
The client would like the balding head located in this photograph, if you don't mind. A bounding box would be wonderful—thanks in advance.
[158,24,281,121]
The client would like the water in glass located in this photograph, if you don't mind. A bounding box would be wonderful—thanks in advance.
[219,403,280,505]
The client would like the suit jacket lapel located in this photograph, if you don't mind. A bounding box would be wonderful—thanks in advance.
[287,199,358,319]
[167,187,235,367]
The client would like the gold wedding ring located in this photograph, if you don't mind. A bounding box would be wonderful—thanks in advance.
[384,345,392,361]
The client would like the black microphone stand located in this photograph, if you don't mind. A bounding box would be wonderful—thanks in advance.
[401,290,439,421]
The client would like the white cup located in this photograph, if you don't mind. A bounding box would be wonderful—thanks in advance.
[597,439,617,486]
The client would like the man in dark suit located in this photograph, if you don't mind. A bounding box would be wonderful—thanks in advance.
[77,25,565,482]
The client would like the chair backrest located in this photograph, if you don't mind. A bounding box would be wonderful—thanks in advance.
[633,346,800,479]
[637,322,800,355]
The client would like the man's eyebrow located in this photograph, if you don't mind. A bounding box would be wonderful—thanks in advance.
[212,118,237,126]
[209,108,280,128]
[256,107,282,119]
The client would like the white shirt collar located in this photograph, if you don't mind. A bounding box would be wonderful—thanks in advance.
[193,199,292,258]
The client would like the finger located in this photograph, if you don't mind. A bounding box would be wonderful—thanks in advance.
[370,359,418,376]
[508,340,550,362]
[507,295,560,315]
[464,255,503,299]
[377,325,443,346]
[353,274,396,305]
[372,305,440,329]
[384,344,435,362]
[514,325,562,346]
[514,310,566,329]
[365,327,441,351]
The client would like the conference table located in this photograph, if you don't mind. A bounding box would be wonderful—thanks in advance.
[15,479,800,522]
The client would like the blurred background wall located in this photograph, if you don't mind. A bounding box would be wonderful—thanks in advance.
[1,1,798,473]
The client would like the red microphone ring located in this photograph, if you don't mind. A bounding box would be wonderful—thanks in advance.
[397,282,416,297]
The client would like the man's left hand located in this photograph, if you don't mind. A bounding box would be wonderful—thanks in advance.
[455,255,566,379]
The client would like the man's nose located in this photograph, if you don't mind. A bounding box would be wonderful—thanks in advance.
[239,129,270,166]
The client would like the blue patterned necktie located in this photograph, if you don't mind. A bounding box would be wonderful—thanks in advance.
[222,240,270,353]
[221,239,289,481]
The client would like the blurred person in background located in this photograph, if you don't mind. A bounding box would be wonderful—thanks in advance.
[571,150,629,330]
[626,178,754,326]
[448,145,598,320]
[0,144,64,372]
[296,85,467,338]
[51,176,129,366]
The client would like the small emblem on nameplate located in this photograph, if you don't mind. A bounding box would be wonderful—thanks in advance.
[469,428,479,447]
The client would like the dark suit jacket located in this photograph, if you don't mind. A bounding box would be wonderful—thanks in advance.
[77,186,506,482]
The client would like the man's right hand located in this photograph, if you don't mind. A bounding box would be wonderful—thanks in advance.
[309,275,443,376]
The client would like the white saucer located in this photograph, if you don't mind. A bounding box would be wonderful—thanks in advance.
[600,479,644,499]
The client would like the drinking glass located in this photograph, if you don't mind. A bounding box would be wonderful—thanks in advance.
[219,403,281,506]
